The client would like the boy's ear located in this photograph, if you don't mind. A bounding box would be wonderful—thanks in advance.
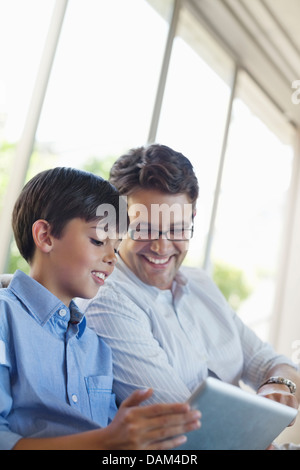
[32,220,53,254]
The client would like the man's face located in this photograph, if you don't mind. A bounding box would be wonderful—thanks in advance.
[118,189,193,290]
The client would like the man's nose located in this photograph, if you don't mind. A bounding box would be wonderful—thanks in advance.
[149,237,172,254]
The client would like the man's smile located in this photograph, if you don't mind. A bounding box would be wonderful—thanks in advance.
[141,254,174,266]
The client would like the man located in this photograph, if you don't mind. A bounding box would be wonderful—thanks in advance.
[79,144,300,410]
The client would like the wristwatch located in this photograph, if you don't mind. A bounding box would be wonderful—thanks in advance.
[259,376,296,395]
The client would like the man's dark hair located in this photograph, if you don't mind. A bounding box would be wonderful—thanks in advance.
[12,167,122,263]
[109,144,199,206]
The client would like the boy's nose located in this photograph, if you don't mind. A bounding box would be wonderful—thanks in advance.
[103,249,117,265]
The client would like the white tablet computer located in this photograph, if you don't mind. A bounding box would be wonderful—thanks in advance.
[178,377,298,450]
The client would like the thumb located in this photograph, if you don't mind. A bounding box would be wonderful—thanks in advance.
[120,389,153,409]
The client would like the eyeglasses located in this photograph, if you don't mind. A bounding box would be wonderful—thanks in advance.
[128,225,194,242]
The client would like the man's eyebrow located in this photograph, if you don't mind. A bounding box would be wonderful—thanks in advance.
[140,222,189,227]
[169,221,191,227]
[132,222,150,228]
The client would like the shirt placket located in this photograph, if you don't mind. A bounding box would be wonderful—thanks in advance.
[173,288,209,387]
[65,322,85,415]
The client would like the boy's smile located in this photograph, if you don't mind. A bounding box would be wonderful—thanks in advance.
[91,271,108,285]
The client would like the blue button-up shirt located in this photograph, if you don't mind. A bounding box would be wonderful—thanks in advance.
[0,270,117,450]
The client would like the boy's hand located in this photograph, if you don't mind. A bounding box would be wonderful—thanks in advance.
[13,389,201,450]
[99,388,201,450]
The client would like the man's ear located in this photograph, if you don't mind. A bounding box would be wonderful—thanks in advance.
[32,220,53,254]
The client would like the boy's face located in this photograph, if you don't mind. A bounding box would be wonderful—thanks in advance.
[48,218,120,305]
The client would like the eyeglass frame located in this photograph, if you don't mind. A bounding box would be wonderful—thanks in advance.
[127,224,194,242]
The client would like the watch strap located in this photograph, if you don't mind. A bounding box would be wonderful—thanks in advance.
[259,376,296,394]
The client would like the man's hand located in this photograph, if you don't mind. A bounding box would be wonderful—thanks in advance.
[257,383,298,425]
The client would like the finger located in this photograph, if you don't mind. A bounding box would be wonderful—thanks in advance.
[258,392,298,426]
[261,392,298,408]
[147,420,201,450]
[146,413,201,441]
[266,444,276,450]
[120,389,153,409]
[148,434,187,451]
[142,409,201,430]
[139,402,192,418]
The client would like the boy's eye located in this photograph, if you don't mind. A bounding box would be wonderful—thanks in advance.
[90,238,103,246]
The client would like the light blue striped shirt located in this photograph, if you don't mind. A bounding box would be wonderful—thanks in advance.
[0,271,117,450]
[79,257,295,405]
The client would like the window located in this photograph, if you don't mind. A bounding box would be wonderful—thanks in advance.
[0,0,55,211]
[1,1,297,341]
[2,0,175,272]
[212,72,295,340]
[35,0,174,168]
[155,4,234,266]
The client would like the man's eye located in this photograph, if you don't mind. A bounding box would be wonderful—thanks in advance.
[168,229,181,236]
[140,229,151,236]
[90,238,103,246]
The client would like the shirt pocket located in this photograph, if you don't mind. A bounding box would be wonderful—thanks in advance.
[85,375,118,427]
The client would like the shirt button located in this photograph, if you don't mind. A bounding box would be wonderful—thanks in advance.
[72,394,78,403]
[59,308,67,317]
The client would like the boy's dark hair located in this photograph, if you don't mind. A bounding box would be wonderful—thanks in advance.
[109,144,199,206]
[12,167,123,263]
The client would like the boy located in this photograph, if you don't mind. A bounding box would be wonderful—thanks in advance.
[0,167,200,450]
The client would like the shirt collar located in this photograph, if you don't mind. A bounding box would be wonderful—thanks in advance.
[69,300,86,338]
[9,270,86,334]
